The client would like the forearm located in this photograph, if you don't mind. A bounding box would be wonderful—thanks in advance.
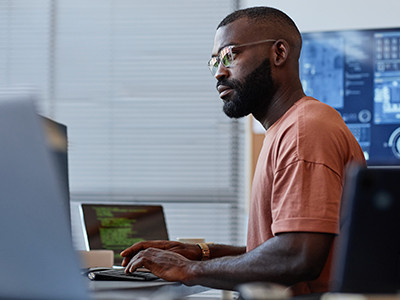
[184,233,334,290]
[185,247,293,290]
[208,244,246,259]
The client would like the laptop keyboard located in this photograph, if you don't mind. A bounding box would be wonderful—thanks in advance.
[87,268,159,281]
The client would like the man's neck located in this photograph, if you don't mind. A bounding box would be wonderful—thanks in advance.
[255,87,306,130]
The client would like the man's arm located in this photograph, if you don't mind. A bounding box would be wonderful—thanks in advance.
[120,240,246,266]
[123,232,334,290]
[204,244,247,259]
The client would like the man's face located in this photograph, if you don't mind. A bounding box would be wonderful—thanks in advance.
[211,19,275,118]
[220,58,274,118]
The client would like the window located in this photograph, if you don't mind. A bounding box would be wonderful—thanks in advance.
[0,0,247,248]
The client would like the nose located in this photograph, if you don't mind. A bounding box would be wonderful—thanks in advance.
[214,63,229,81]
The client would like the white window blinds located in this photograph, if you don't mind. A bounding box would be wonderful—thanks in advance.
[0,0,248,248]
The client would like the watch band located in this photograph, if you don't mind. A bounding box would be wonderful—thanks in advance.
[196,242,211,260]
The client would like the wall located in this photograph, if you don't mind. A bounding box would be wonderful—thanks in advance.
[241,0,400,32]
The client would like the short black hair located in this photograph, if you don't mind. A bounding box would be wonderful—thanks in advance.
[218,6,298,32]
[217,6,302,57]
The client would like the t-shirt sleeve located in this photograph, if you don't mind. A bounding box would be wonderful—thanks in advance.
[270,160,342,235]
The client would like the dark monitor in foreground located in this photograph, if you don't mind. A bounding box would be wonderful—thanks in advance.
[81,204,169,265]
[330,165,400,293]
[300,27,400,166]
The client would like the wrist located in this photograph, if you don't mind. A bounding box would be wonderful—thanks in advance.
[183,260,202,286]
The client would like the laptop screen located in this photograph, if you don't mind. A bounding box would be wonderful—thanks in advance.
[81,204,169,265]
[41,116,70,222]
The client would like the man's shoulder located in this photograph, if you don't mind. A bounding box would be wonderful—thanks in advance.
[294,96,337,115]
[272,96,361,159]
[275,96,342,133]
[292,97,344,128]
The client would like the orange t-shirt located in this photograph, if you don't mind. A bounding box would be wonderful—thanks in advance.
[247,97,366,295]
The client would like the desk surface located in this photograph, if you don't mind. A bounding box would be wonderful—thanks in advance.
[87,278,227,300]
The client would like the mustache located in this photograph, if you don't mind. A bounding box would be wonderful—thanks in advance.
[216,79,240,91]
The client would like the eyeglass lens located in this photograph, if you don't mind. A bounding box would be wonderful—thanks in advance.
[208,46,234,75]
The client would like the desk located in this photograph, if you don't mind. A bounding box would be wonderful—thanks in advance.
[87,278,231,300]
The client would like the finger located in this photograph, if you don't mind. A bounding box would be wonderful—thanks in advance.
[120,241,156,257]
[121,256,130,267]
[125,247,162,273]
[120,241,159,267]
[121,240,167,257]
[120,241,148,257]
[125,254,145,273]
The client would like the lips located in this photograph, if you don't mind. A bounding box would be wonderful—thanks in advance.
[217,84,233,99]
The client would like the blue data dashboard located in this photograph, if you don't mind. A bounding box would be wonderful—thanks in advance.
[300,27,400,166]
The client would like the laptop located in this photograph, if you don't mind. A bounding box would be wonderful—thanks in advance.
[41,116,70,223]
[81,203,169,266]
[0,94,88,299]
[329,165,400,294]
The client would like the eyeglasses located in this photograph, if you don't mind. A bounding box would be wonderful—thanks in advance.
[207,39,276,76]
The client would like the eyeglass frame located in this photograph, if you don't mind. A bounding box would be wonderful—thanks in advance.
[207,39,277,75]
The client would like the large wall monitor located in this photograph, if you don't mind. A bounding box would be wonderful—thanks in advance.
[300,27,400,166]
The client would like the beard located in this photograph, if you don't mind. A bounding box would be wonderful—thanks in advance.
[218,59,274,119]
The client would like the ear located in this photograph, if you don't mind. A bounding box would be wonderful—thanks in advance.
[272,40,289,66]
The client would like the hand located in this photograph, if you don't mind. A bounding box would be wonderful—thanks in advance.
[120,240,202,267]
[123,247,198,283]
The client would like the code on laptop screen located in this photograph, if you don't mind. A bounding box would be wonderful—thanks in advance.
[81,204,169,265]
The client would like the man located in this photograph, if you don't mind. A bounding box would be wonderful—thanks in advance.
[121,6,366,295]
